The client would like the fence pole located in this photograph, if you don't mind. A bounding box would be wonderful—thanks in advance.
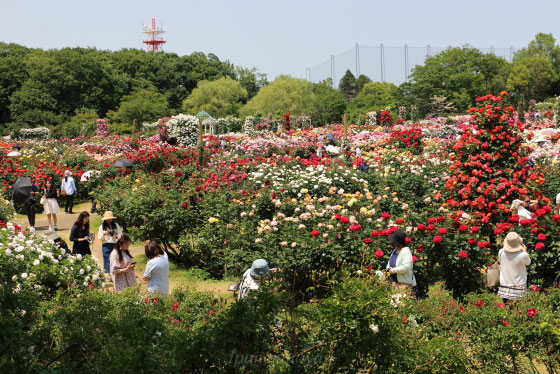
[355,43,359,77]
[404,44,409,82]
[380,44,385,82]
[331,55,335,87]
[427,44,431,57]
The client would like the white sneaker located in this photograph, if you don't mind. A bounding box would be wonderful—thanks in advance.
[48,226,52,231]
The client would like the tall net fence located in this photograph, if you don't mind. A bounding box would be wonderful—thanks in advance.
[308,44,519,87]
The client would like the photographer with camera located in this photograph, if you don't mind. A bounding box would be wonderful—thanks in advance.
[98,211,123,278]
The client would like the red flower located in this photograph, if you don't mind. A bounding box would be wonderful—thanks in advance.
[544,205,552,213]
[412,255,417,263]
[467,238,477,244]
[416,245,424,252]
[535,209,547,217]
[519,219,533,227]
[530,284,541,292]
[438,227,447,235]
[471,226,480,233]
[395,218,403,224]
[459,306,466,313]
[349,224,362,232]
[340,216,350,224]
[497,303,505,308]
[527,308,538,318]
[458,251,468,259]
[417,224,426,231]
[381,212,390,220]
[502,319,509,326]
[474,300,484,308]
[433,235,443,244]
[181,202,188,209]
[171,303,178,311]
[510,215,519,223]
[375,250,384,258]
[535,242,545,250]
[363,238,372,245]
[311,230,320,237]
[552,215,560,223]
[209,309,216,316]
[459,225,468,232]
[537,233,546,241]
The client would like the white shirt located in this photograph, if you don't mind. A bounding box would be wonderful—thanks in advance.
[97,222,123,244]
[238,269,261,300]
[386,246,417,286]
[61,177,77,195]
[144,252,169,295]
[498,248,531,287]
[517,206,532,220]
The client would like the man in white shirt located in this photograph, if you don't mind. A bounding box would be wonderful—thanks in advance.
[60,170,77,214]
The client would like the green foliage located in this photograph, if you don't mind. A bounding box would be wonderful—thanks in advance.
[240,76,314,117]
[356,74,372,92]
[59,108,98,138]
[403,47,510,117]
[310,80,347,125]
[347,81,399,123]
[235,66,268,99]
[182,76,248,117]
[338,69,357,101]
[112,89,169,128]
[0,198,15,223]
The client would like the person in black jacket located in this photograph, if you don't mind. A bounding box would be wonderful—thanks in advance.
[24,182,39,230]
[70,211,94,256]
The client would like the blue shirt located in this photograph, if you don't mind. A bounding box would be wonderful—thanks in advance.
[389,250,399,283]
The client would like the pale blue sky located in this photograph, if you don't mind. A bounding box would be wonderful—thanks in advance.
[2,0,559,80]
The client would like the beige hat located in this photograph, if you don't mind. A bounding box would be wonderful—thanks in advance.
[64,170,72,176]
[101,211,117,221]
[44,230,60,241]
[503,232,525,253]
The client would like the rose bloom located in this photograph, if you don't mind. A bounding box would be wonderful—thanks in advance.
[381,212,390,220]
[433,235,443,244]
[458,251,468,259]
[438,227,447,235]
[340,216,350,224]
[459,225,468,232]
[535,209,547,217]
[363,238,372,245]
[349,224,362,232]
[311,230,320,237]
[552,215,560,223]
[395,218,403,224]
[412,255,417,263]
[537,233,546,241]
[475,300,484,308]
[535,242,545,250]
[417,224,426,231]
[375,250,384,258]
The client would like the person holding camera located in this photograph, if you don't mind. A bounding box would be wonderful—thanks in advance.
[70,211,94,256]
[110,234,136,293]
[98,211,123,277]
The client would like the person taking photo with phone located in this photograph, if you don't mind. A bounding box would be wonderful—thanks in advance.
[110,234,136,293]
[98,211,122,279]
[70,211,93,256]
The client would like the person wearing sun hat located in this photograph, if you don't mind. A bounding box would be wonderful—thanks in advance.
[237,259,279,300]
[98,211,123,277]
[497,231,531,303]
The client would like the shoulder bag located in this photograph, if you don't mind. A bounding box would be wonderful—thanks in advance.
[487,262,500,287]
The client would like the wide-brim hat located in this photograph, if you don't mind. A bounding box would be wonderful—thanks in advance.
[250,259,269,277]
[64,170,72,176]
[503,231,525,253]
[44,230,60,241]
[101,211,117,221]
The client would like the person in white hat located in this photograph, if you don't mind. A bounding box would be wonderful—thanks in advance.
[497,232,531,303]
[60,170,77,214]
[98,211,122,277]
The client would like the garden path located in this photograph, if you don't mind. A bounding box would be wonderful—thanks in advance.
[15,202,231,297]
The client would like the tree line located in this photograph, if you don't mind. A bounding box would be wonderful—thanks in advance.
[1,32,559,134]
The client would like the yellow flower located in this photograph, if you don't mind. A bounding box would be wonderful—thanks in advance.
[135,179,141,183]
[300,188,308,194]
[291,198,298,204]
[208,217,219,224]
[360,207,368,214]
[348,198,357,207]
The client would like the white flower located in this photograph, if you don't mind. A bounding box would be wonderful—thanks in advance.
[33,259,40,266]
[369,324,379,333]
[407,315,418,328]
[5,248,12,255]
[255,238,262,243]
[291,242,297,248]
[76,254,83,261]
[21,273,28,279]
[155,331,162,337]
[28,346,35,354]
[12,275,17,281]
[79,269,85,275]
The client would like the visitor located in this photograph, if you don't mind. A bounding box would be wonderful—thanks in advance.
[510,199,532,221]
[45,230,71,255]
[61,170,77,214]
[355,147,362,157]
[497,231,531,303]
[69,211,93,256]
[98,211,123,277]
[143,241,169,295]
[42,180,59,231]
[238,259,279,300]
[220,137,226,149]
[110,234,136,293]
[556,192,560,214]
[386,230,416,291]
[316,146,324,158]
[24,181,39,230]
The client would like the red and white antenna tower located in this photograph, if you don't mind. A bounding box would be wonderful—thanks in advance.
[142,18,166,52]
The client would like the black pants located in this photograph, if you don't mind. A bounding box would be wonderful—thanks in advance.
[65,194,74,213]
[90,197,96,213]
[25,203,36,227]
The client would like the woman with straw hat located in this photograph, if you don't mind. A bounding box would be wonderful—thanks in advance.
[497,232,531,303]
[98,211,122,278]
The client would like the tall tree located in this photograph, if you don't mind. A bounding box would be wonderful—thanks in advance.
[182,76,248,117]
[338,70,357,101]
[347,82,399,124]
[112,89,168,128]
[356,74,372,93]
[235,66,268,99]
[310,79,347,125]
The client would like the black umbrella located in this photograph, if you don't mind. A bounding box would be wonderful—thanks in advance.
[114,160,134,168]
[12,177,33,204]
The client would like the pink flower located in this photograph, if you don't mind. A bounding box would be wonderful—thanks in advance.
[530,284,541,292]
[527,308,538,318]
